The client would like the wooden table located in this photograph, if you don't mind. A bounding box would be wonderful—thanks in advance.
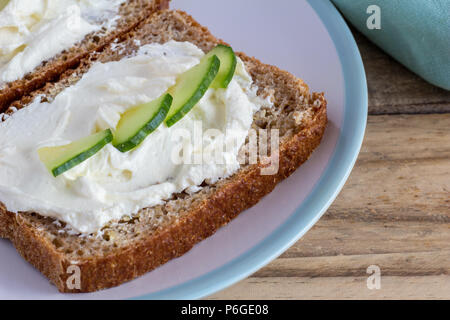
[208,30,450,300]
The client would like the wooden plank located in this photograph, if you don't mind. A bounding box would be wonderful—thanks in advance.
[207,276,450,300]
[327,114,450,222]
[353,29,450,115]
[253,251,449,278]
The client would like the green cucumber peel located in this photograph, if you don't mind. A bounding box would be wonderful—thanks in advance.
[113,93,173,152]
[207,44,237,89]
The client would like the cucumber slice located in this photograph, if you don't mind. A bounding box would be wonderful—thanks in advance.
[113,93,172,152]
[165,54,220,127]
[206,45,237,89]
[38,129,113,177]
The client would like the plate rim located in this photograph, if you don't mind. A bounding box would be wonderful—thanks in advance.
[133,0,368,300]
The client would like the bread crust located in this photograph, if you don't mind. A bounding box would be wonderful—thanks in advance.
[0,0,169,113]
[0,11,327,293]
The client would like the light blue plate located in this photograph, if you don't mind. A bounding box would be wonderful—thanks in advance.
[0,0,367,300]
[135,0,368,300]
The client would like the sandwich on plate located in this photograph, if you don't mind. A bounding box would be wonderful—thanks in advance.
[0,4,327,293]
[0,0,169,111]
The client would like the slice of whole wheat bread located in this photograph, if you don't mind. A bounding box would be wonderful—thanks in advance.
[0,10,327,293]
[0,0,169,113]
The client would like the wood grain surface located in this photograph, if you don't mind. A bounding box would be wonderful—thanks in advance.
[208,29,450,300]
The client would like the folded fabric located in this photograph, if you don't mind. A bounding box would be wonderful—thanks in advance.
[331,0,450,90]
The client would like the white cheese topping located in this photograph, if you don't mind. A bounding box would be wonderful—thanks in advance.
[0,0,126,83]
[0,41,271,234]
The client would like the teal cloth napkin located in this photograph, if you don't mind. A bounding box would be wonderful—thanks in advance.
[331,0,450,90]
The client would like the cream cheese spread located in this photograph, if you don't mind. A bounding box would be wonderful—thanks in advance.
[0,0,126,83]
[0,41,271,234]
